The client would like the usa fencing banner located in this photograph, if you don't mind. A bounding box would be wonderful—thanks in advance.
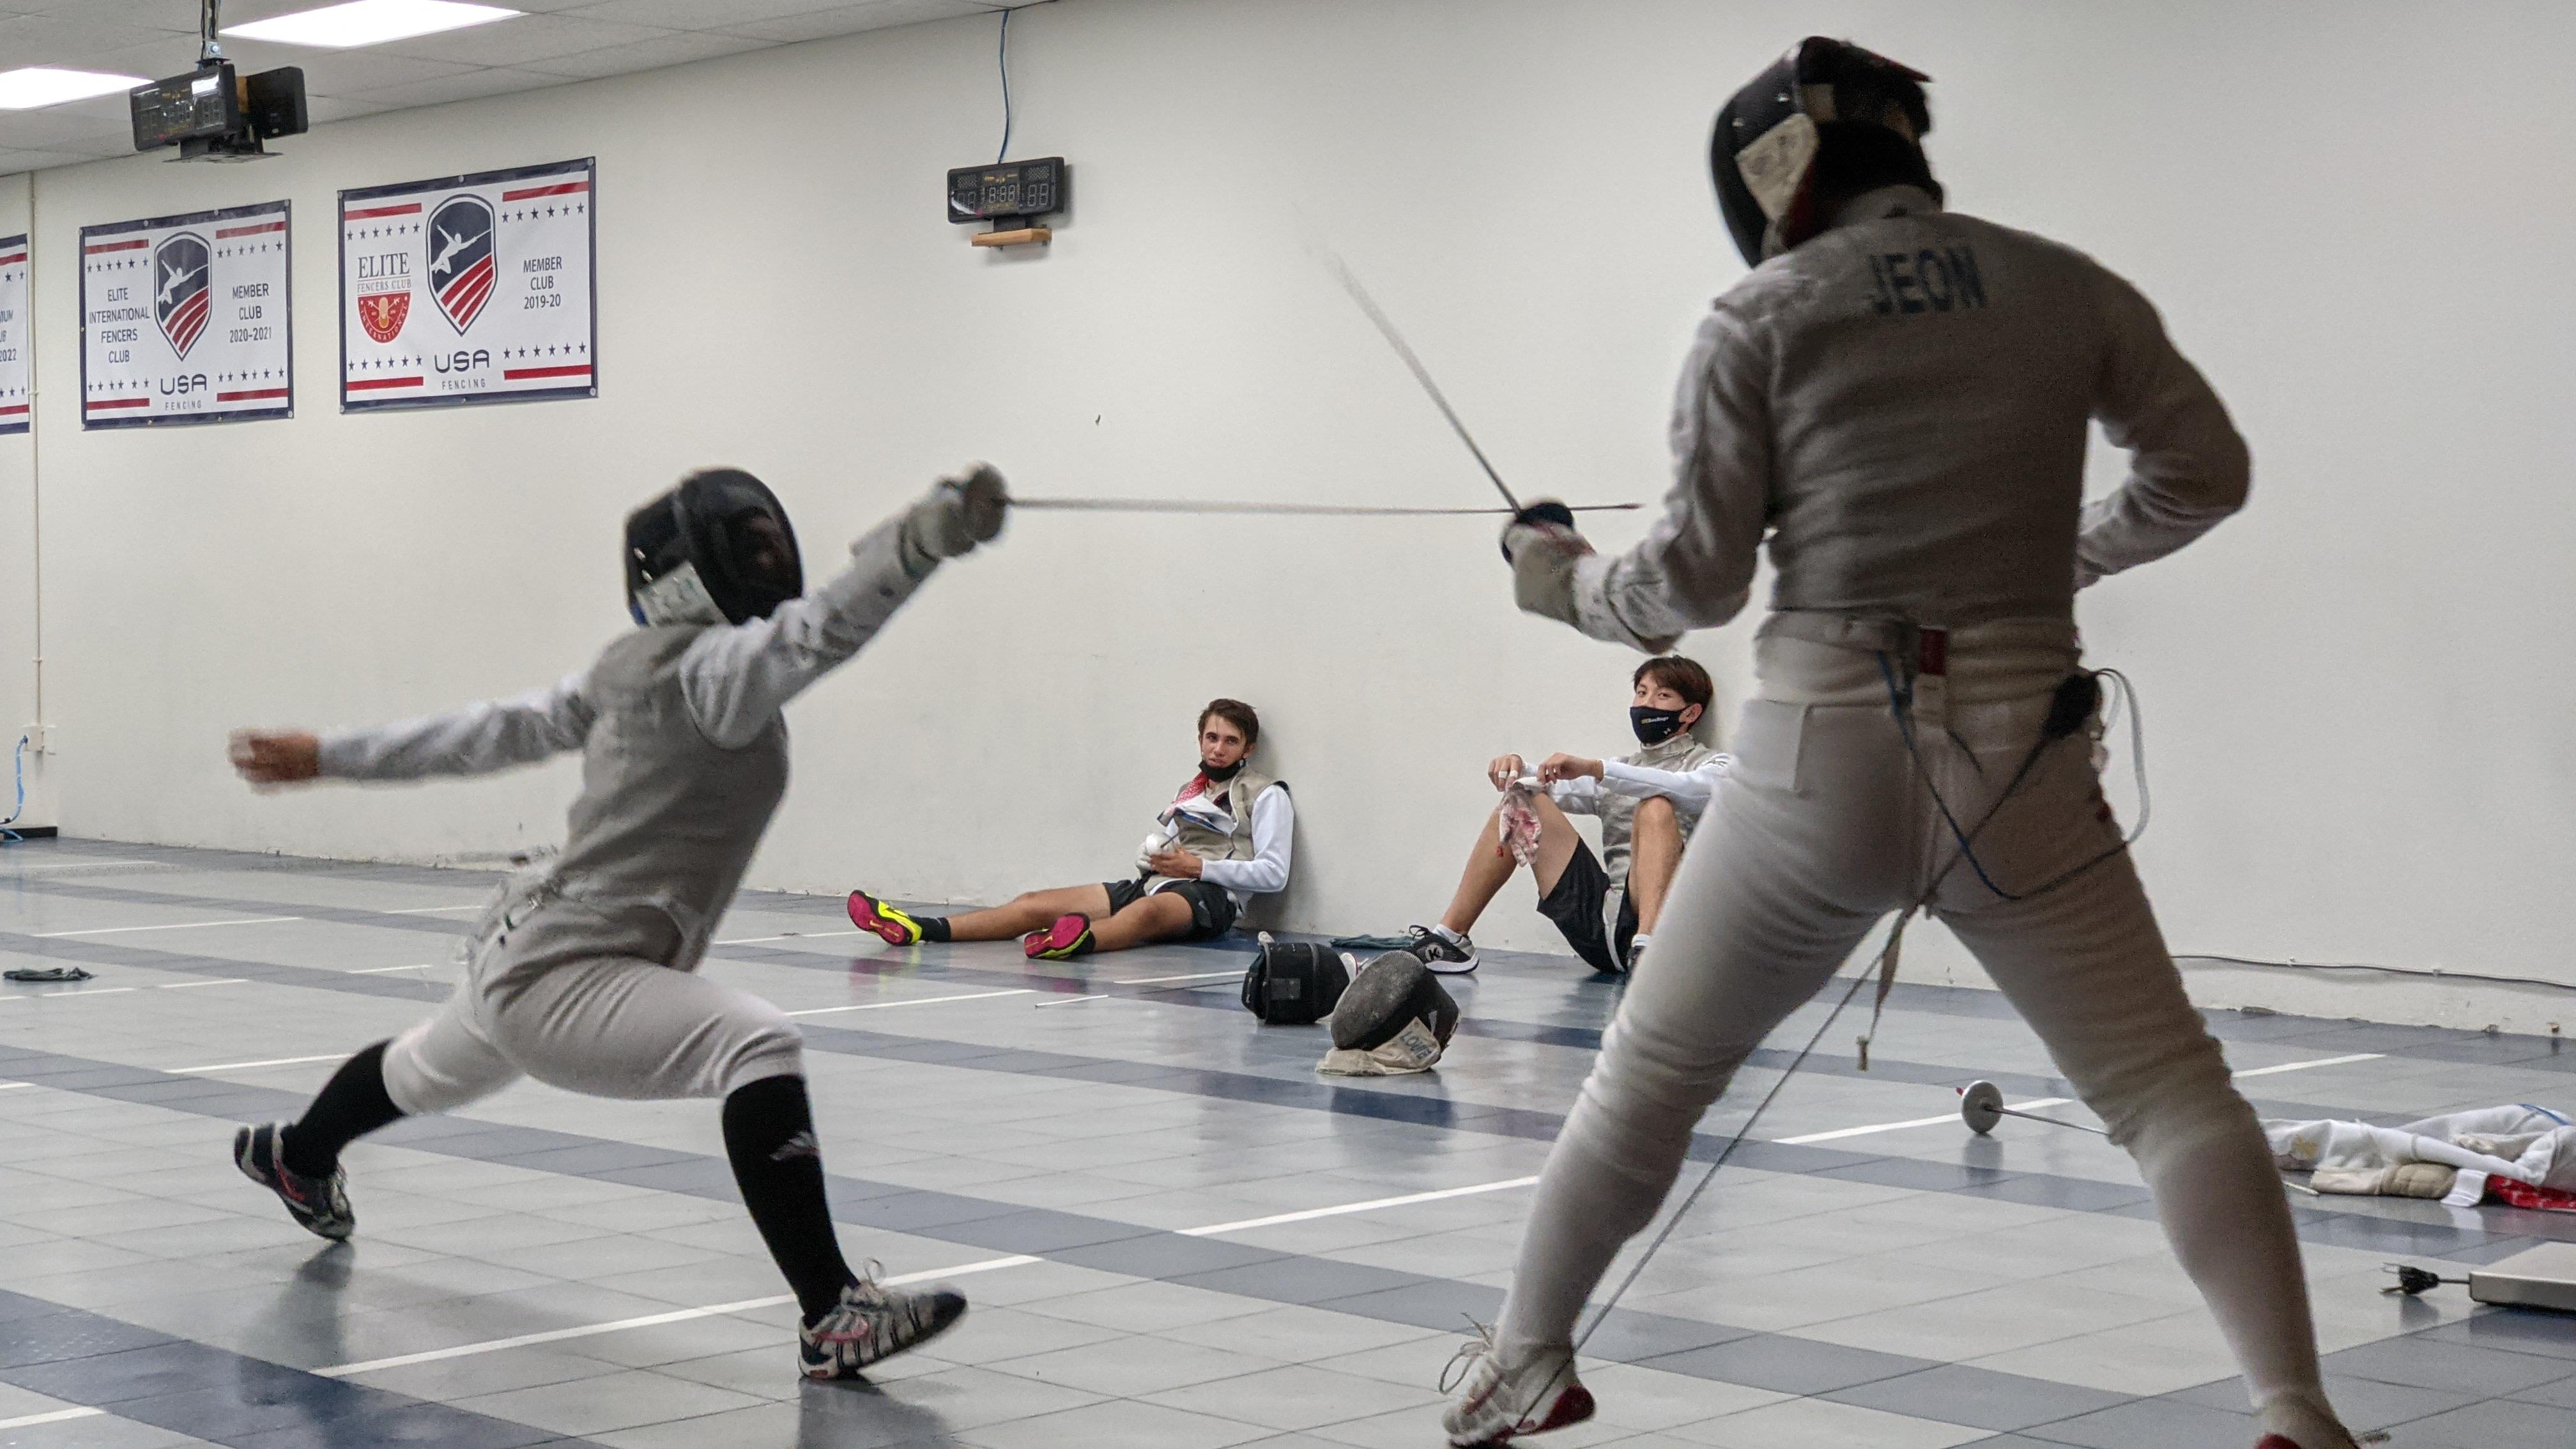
[79,201,292,429]
[339,158,595,411]
[0,234,26,435]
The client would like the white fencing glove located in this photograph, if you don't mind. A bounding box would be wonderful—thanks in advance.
[899,463,1009,577]
[1501,500,1591,631]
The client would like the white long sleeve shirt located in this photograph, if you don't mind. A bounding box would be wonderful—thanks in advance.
[318,519,924,779]
[1549,753,1736,833]
[1567,188,2250,652]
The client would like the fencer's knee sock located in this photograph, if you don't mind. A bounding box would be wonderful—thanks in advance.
[282,1040,404,1178]
[1494,1083,1700,1363]
[919,917,953,943]
[2122,1082,2338,1428]
[723,1075,859,1323]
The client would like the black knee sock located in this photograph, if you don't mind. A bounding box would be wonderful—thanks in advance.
[723,1075,858,1323]
[282,1040,403,1178]
[919,917,953,943]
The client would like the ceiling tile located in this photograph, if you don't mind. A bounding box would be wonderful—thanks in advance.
[514,27,770,79]
[717,0,992,44]
[270,49,483,95]
[358,64,574,109]
[372,12,677,66]
[558,0,857,29]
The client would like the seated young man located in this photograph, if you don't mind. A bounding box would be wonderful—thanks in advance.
[1406,656,1728,976]
[849,698,1291,960]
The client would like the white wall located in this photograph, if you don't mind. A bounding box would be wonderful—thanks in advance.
[10,0,2575,1031]
[0,170,41,836]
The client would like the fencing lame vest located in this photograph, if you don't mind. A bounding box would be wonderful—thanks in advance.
[480,625,789,991]
[1158,767,1279,868]
[1596,733,1719,883]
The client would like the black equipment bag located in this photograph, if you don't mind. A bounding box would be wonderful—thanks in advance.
[1240,935,1349,1025]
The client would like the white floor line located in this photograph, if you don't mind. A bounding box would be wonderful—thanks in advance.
[171,1054,347,1074]
[0,1081,33,1092]
[1771,1053,2391,1146]
[316,1255,1041,1378]
[2235,1052,2383,1077]
[0,986,136,1000]
[0,1408,105,1431]
[714,930,868,946]
[33,915,304,939]
[5,859,152,872]
[349,963,441,974]
[1181,1176,1542,1236]
[783,989,1034,1018]
[1029,994,1140,1009]
[379,905,484,916]
[1108,970,1245,986]
[160,978,249,990]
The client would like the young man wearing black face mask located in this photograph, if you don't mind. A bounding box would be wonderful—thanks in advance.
[1403,657,1728,977]
[848,698,1292,959]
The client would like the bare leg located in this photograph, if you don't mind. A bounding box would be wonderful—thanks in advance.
[1627,795,1682,934]
[1086,891,1197,953]
[942,884,1113,942]
[1441,797,1585,934]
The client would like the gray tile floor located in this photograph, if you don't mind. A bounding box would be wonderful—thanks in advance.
[0,838,2570,1448]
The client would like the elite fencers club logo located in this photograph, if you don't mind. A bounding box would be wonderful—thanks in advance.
[427,195,497,333]
[153,231,211,359]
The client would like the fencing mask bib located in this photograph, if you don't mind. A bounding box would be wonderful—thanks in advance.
[1712,36,1936,267]
[1321,953,1460,1076]
[624,468,805,627]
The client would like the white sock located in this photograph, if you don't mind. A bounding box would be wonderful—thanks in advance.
[1433,924,1469,946]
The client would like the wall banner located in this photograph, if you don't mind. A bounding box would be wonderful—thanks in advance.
[0,234,26,436]
[79,201,292,429]
[339,158,596,411]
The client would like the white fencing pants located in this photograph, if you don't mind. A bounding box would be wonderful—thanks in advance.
[383,951,806,1114]
[1493,667,2336,1429]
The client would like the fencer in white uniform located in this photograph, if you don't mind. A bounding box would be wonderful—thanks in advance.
[227,466,1006,1381]
[1443,39,2358,1449]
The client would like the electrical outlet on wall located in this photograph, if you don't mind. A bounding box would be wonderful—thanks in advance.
[20,724,45,755]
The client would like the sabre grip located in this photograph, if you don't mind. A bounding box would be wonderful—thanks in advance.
[1501,500,1579,562]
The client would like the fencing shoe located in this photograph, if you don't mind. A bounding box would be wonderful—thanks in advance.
[2254,1392,2370,1448]
[1024,913,1095,960]
[799,1269,968,1380]
[847,890,925,946]
[234,1123,355,1241]
[1404,924,1480,975]
[1441,1328,1593,1446]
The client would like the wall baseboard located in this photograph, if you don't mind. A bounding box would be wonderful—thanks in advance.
[3,827,59,839]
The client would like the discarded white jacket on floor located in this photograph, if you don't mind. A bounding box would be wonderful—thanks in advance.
[2264,1104,2576,1206]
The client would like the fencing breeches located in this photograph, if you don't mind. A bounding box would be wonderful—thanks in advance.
[383,950,805,1115]
[1492,659,2333,1425]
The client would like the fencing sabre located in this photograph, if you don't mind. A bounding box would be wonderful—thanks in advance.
[1959,1080,2322,1195]
[1005,497,1637,518]
[1322,251,1526,514]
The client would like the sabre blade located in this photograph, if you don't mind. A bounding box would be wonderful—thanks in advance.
[1324,254,1523,513]
[1007,496,1638,518]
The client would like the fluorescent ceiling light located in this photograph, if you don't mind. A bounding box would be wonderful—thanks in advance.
[0,67,150,110]
[224,0,521,49]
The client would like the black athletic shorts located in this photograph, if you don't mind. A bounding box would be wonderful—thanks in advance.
[1535,839,1636,974]
[1101,877,1239,942]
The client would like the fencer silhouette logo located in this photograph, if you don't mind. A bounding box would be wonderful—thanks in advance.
[427,195,496,334]
[152,231,210,359]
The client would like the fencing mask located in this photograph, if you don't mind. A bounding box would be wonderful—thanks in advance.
[624,468,804,627]
[1712,37,1937,267]
[1320,952,1460,1077]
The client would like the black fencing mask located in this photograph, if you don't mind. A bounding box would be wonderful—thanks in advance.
[1319,953,1460,1077]
[625,468,804,627]
[1712,37,1937,267]
[1630,706,1689,745]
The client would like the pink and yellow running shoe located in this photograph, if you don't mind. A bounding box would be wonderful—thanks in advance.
[1023,913,1095,960]
[847,889,926,946]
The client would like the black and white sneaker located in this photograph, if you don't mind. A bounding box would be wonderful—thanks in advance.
[1622,933,1651,975]
[233,1122,355,1241]
[797,1268,969,1380]
[1406,924,1480,975]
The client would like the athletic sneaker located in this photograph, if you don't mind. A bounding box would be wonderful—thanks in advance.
[798,1270,969,1380]
[1623,933,1650,974]
[233,1122,355,1241]
[1023,913,1095,960]
[1405,924,1480,975]
[1440,1329,1592,1446]
[847,889,924,946]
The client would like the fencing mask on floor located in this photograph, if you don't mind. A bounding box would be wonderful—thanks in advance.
[1712,36,1938,267]
[1320,952,1460,1077]
[625,468,805,627]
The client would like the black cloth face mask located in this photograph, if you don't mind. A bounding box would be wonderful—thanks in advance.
[1630,707,1689,746]
[1200,758,1246,783]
